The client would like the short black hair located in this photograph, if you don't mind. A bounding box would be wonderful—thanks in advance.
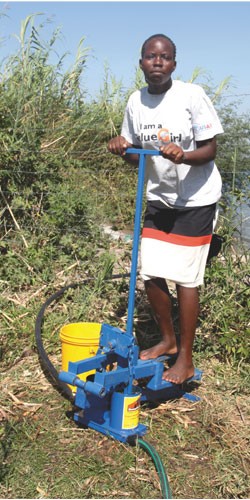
[141,34,176,60]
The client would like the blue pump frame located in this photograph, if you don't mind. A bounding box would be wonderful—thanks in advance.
[59,149,202,443]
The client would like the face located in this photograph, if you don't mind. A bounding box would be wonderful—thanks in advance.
[139,37,176,92]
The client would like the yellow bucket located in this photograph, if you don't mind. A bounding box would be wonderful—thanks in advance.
[60,322,101,388]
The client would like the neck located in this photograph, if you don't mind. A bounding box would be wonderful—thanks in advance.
[147,78,173,95]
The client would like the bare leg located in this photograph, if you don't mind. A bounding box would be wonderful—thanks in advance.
[140,278,178,360]
[162,285,199,384]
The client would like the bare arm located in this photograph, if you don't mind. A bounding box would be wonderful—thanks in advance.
[108,136,139,164]
[160,137,217,166]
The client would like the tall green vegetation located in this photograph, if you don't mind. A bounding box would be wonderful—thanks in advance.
[0,15,249,366]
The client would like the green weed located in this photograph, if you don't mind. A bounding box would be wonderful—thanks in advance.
[0,14,249,500]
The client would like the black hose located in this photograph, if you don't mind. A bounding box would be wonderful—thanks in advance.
[35,273,131,402]
[138,438,172,499]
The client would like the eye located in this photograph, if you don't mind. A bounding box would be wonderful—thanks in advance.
[144,53,173,61]
[161,54,172,61]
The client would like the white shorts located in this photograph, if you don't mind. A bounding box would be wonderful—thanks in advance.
[140,201,218,288]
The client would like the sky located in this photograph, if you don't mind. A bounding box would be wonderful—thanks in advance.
[0,1,250,112]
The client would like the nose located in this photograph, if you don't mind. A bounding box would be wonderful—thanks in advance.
[153,55,163,65]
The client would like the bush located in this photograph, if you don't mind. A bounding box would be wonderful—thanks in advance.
[0,14,249,366]
[199,208,250,363]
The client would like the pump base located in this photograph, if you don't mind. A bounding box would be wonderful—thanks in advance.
[74,412,147,443]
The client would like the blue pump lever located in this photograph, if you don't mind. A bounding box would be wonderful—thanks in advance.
[59,371,106,398]
[125,149,160,337]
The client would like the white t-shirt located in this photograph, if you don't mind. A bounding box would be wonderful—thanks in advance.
[121,80,224,207]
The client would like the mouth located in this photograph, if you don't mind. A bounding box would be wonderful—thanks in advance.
[150,70,165,76]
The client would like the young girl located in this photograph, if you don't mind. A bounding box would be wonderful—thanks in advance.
[108,34,224,384]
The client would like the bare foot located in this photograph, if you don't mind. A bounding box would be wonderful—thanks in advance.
[140,340,177,360]
[162,357,194,384]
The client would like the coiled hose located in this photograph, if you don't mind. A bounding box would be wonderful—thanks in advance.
[35,274,130,402]
[35,274,172,499]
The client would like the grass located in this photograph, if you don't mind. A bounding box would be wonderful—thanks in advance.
[1,161,249,498]
[0,15,249,499]
[1,351,249,499]
[1,234,249,499]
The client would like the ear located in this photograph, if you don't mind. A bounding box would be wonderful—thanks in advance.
[139,59,143,69]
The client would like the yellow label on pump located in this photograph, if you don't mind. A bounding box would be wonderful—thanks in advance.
[122,394,140,429]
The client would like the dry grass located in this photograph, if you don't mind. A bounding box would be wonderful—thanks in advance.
[1,345,249,499]
[0,238,249,499]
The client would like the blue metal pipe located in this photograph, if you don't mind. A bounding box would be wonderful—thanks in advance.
[125,149,160,337]
[58,371,106,397]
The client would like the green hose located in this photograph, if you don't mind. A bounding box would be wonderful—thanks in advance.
[138,438,172,499]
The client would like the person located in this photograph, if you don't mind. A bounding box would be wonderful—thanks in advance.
[108,34,224,384]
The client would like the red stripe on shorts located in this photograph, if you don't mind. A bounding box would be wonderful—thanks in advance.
[142,227,212,246]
